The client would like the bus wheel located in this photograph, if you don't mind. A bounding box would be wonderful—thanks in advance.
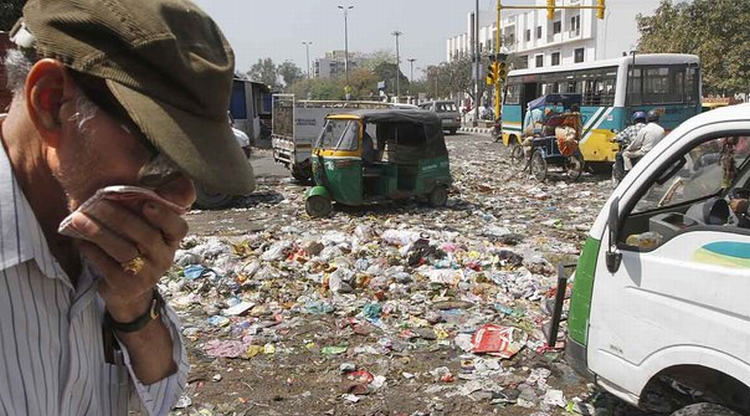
[531,150,548,182]
[670,403,741,416]
[510,144,526,172]
[428,185,448,207]
[566,154,584,181]
[306,195,332,218]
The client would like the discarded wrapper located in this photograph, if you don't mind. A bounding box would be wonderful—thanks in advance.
[471,324,528,359]
[58,185,189,239]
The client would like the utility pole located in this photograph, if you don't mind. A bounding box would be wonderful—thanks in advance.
[302,41,312,80]
[407,58,416,83]
[391,31,403,101]
[474,0,480,126]
[338,5,354,91]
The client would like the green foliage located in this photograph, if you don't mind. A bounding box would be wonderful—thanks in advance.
[247,58,278,89]
[636,0,750,95]
[372,61,409,95]
[277,60,303,87]
[287,78,345,100]
[0,0,24,31]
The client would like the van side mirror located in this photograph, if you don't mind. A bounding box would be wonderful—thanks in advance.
[606,196,623,273]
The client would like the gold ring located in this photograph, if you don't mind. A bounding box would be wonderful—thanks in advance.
[121,255,146,275]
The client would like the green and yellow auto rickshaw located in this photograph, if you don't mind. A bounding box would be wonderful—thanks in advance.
[304,109,452,217]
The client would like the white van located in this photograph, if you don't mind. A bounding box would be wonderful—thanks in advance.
[563,104,750,415]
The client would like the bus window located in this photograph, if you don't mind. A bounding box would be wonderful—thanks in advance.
[685,66,699,104]
[633,65,688,105]
[627,67,643,106]
[505,84,520,104]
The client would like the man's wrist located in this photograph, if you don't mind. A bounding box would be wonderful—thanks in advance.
[105,290,162,328]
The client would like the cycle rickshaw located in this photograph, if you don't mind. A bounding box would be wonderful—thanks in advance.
[510,93,585,182]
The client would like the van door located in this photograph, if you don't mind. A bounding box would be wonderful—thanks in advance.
[587,129,750,402]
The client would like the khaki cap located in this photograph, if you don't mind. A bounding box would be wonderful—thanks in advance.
[13,0,255,194]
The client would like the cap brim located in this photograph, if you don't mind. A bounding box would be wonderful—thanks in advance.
[106,80,255,195]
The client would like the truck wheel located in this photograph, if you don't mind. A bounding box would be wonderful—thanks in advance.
[194,184,234,210]
[671,403,741,416]
[428,185,448,207]
[306,195,332,218]
[531,150,548,182]
[449,128,457,135]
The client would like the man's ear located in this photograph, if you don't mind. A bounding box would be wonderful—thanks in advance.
[25,59,75,148]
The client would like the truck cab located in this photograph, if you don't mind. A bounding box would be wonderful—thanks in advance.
[567,104,750,415]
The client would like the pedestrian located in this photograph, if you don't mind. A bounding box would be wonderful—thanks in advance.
[611,110,647,184]
[622,109,665,172]
[0,0,253,414]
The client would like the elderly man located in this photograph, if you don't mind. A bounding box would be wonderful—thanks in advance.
[0,0,253,414]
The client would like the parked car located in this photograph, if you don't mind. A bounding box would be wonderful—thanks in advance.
[419,100,461,135]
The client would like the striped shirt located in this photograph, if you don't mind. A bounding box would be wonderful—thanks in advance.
[0,114,188,415]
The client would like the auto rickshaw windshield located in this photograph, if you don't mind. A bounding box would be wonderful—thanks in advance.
[317,119,360,151]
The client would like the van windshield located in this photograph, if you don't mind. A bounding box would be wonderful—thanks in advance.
[317,119,359,151]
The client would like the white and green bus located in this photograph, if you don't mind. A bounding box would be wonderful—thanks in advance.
[501,54,701,172]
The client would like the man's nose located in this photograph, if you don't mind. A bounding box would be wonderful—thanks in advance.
[156,174,196,209]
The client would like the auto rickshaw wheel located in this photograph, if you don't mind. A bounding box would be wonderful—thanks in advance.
[510,143,526,172]
[531,150,548,182]
[306,194,332,218]
[566,154,584,181]
[428,185,448,207]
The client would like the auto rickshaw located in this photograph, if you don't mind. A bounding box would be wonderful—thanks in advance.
[304,109,452,217]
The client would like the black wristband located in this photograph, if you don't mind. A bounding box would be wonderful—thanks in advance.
[104,289,164,333]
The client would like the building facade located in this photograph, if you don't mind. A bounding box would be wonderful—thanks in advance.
[314,50,363,79]
[447,0,654,69]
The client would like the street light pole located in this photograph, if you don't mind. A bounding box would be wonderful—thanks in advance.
[338,5,354,90]
[407,58,416,84]
[391,30,403,101]
[302,41,312,80]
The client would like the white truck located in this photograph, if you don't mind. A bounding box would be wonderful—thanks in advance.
[271,94,394,182]
[550,104,750,415]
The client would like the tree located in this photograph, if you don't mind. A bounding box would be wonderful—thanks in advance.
[636,0,750,96]
[348,67,378,100]
[0,0,24,31]
[277,60,303,88]
[247,58,278,89]
[373,61,409,96]
[287,78,344,100]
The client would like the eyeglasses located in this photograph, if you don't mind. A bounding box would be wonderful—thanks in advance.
[70,70,184,189]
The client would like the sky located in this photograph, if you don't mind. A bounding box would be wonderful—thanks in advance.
[191,0,665,79]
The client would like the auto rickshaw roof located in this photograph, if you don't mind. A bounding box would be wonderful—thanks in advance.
[325,109,448,159]
[528,93,582,110]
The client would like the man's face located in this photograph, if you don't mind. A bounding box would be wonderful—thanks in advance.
[55,91,196,212]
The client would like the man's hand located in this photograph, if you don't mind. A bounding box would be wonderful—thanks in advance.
[70,199,188,321]
[730,198,750,215]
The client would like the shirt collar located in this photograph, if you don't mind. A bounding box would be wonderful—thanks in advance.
[0,114,71,286]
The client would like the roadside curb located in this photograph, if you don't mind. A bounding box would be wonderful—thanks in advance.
[459,126,492,135]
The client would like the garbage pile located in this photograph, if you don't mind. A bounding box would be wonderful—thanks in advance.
[168,139,633,415]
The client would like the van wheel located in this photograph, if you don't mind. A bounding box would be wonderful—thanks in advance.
[428,185,448,207]
[449,128,457,135]
[531,150,548,182]
[671,403,741,416]
[306,195,332,218]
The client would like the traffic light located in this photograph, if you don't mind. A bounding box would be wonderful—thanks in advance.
[497,61,508,82]
[486,62,498,85]
[596,0,605,20]
[547,0,555,20]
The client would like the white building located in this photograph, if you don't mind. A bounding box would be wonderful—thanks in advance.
[314,50,363,79]
[446,0,658,69]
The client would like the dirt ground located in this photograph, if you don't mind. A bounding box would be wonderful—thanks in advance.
[173,134,652,416]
